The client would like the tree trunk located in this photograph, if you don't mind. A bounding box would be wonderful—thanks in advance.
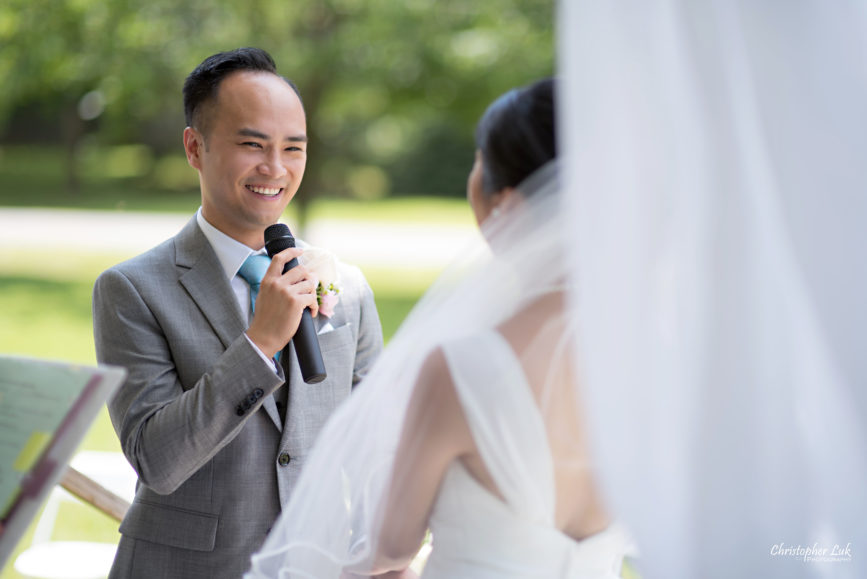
[61,103,85,195]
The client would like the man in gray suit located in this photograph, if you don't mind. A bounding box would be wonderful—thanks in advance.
[93,47,383,578]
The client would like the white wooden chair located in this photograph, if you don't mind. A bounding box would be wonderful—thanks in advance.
[13,451,136,579]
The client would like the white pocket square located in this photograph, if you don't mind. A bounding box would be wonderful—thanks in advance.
[318,321,349,335]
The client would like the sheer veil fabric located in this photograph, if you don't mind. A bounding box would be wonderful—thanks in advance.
[247,162,603,578]
[561,1,867,577]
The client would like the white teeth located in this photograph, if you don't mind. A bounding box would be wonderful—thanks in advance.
[248,185,281,196]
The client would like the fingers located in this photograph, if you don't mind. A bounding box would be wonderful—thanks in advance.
[307,291,320,319]
[291,276,320,317]
[262,248,320,314]
[258,273,318,315]
[291,279,320,318]
[264,248,314,286]
[307,272,320,318]
[266,247,303,276]
[285,276,317,294]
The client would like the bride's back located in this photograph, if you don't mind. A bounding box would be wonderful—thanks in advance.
[460,291,610,542]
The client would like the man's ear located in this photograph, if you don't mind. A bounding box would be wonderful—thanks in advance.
[183,127,204,170]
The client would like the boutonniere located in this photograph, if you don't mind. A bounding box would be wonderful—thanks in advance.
[299,246,342,318]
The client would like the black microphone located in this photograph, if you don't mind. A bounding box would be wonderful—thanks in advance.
[264,224,326,384]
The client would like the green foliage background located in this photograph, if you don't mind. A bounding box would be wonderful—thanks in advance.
[0,0,554,205]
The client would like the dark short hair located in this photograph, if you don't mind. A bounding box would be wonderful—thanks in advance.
[183,47,302,133]
[475,78,556,195]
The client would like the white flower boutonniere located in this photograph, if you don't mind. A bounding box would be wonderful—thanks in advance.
[299,246,342,317]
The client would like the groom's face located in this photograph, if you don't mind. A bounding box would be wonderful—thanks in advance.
[184,71,307,249]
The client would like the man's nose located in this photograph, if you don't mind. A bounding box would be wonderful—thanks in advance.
[258,150,287,178]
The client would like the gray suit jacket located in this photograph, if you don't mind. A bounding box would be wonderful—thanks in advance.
[93,216,383,578]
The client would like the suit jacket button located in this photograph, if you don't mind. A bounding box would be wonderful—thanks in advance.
[278,453,291,466]
[254,388,264,398]
[236,405,245,416]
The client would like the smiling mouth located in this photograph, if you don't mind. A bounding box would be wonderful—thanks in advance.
[246,185,283,197]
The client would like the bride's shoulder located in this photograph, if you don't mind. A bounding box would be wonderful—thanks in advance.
[406,346,475,454]
[418,346,450,387]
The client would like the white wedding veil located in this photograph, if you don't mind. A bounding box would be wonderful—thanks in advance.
[561,1,867,578]
[247,151,596,576]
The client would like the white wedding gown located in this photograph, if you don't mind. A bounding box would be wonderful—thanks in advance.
[420,330,635,578]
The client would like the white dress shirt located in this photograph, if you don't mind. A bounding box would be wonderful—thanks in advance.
[196,208,277,370]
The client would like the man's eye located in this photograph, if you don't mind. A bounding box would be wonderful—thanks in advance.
[285,146,304,152]
[242,142,263,148]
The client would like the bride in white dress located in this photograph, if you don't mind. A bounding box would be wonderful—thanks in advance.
[247,79,636,579]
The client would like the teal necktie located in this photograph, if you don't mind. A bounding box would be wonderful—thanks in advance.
[237,254,271,314]
[238,253,283,401]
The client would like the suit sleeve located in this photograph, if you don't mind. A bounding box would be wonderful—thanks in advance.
[93,267,284,495]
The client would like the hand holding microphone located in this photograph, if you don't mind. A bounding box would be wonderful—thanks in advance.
[243,248,312,341]
[254,223,326,384]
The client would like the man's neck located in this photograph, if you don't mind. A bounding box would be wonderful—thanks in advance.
[198,210,264,250]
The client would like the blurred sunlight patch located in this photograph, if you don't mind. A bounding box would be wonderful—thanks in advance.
[347,165,389,201]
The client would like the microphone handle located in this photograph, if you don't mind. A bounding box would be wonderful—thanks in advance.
[280,255,326,384]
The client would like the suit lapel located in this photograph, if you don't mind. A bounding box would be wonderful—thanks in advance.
[261,389,283,431]
[278,343,297,445]
[175,218,246,349]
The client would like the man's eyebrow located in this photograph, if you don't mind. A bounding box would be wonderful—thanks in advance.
[237,128,307,143]
[238,128,269,139]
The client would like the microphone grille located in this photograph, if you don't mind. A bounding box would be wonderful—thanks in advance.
[264,223,292,243]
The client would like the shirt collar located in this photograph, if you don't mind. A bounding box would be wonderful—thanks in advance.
[195,208,265,280]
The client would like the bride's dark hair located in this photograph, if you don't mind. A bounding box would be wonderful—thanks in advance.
[475,78,556,196]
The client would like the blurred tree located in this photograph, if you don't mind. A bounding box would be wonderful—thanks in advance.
[0,0,195,190]
[0,0,553,217]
